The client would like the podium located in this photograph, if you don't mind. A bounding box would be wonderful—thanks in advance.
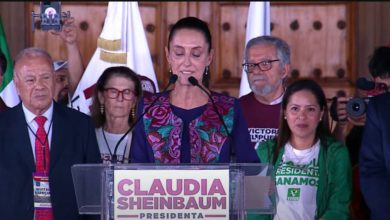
[71,163,275,220]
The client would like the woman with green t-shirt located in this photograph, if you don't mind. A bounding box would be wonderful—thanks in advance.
[251,79,352,220]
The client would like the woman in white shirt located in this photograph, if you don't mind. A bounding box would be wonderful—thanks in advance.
[91,66,142,163]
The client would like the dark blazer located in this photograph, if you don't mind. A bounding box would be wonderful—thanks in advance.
[360,92,390,220]
[0,97,9,113]
[0,102,101,220]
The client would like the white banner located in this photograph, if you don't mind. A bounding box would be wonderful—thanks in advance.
[70,1,158,114]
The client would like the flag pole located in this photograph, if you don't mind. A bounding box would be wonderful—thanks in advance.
[239,2,271,97]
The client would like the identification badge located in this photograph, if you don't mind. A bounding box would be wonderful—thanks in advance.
[33,172,52,210]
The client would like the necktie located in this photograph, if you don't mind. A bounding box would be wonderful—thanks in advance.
[35,116,50,172]
[34,116,53,220]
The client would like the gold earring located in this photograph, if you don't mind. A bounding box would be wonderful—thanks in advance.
[168,64,173,75]
[130,107,136,121]
[100,104,104,115]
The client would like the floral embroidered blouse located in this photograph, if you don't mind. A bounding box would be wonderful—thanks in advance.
[130,91,259,164]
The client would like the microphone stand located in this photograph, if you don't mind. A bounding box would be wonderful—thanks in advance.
[188,76,236,163]
[111,74,178,163]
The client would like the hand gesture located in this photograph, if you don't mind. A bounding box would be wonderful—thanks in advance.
[49,17,78,45]
[333,96,348,123]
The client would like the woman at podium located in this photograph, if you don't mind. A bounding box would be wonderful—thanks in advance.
[253,79,352,219]
[130,17,259,164]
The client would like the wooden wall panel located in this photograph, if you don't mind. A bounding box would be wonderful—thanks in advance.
[325,5,347,79]
[219,5,242,79]
[187,2,198,17]
[139,2,161,87]
[271,3,354,98]
[197,2,213,22]
[211,2,248,98]
[272,4,348,80]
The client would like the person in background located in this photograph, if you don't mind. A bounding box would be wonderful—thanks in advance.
[332,46,390,144]
[360,94,390,220]
[331,45,390,220]
[359,46,390,220]
[50,17,84,105]
[252,79,351,220]
[130,17,259,163]
[53,60,71,104]
[240,36,290,149]
[91,66,142,163]
[0,50,9,112]
[0,47,100,220]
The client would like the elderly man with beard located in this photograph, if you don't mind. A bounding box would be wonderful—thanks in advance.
[240,36,291,149]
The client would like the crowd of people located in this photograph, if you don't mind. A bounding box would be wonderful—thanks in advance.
[0,15,389,220]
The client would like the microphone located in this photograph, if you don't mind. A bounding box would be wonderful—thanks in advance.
[188,76,235,162]
[187,76,199,88]
[111,74,178,163]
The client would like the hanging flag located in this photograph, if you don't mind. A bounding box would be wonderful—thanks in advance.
[239,1,271,97]
[0,16,20,107]
[70,1,158,114]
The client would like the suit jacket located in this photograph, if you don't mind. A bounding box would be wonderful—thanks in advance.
[0,97,9,113]
[360,92,390,220]
[0,102,101,220]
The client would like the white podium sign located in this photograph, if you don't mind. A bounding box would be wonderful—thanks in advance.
[113,169,230,220]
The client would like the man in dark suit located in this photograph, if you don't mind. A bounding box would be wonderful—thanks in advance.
[360,92,390,220]
[360,46,390,220]
[0,47,101,220]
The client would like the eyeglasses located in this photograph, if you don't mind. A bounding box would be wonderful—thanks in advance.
[242,59,280,73]
[104,88,135,101]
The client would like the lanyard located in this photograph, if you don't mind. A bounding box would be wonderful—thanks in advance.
[102,129,127,163]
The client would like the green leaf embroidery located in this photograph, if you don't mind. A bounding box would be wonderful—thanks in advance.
[158,125,174,138]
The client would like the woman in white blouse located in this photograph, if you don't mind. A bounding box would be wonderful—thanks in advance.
[91,66,142,163]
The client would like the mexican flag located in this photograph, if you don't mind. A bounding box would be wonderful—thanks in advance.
[0,16,19,107]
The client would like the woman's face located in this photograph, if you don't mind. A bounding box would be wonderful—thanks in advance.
[98,75,136,120]
[165,28,213,86]
[285,90,323,142]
